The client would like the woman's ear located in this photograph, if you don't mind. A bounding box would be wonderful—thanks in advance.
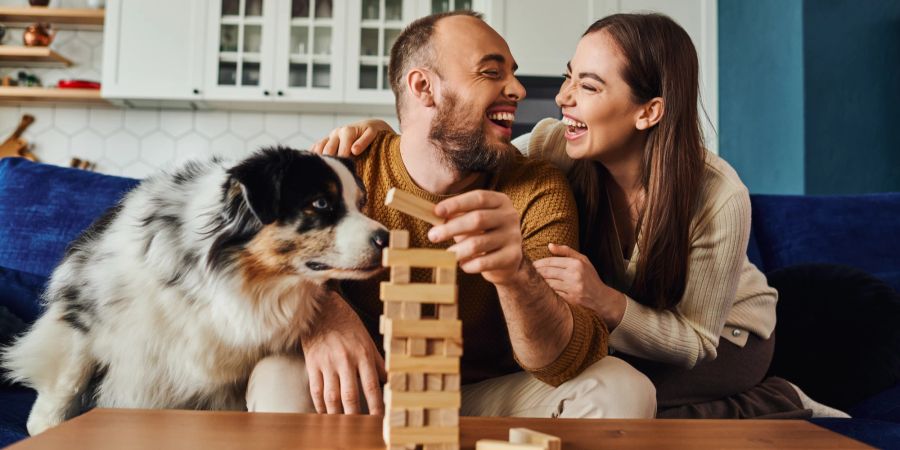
[635,97,664,130]
[406,68,435,108]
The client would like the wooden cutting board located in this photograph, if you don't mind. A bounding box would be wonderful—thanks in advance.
[0,114,36,160]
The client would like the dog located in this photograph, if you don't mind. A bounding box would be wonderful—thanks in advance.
[1,147,388,435]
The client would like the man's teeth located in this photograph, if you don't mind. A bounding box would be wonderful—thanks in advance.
[562,116,587,129]
[488,112,516,122]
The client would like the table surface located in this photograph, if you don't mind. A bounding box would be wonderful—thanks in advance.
[8,408,870,449]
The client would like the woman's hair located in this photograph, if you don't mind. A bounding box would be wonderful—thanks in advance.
[570,13,706,310]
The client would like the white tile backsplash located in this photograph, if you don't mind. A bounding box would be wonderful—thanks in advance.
[0,0,398,177]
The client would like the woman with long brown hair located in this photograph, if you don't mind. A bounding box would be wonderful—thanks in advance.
[313,13,846,418]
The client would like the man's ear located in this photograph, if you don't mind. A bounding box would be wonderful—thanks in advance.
[227,159,282,225]
[406,67,435,108]
[635,97,665,131]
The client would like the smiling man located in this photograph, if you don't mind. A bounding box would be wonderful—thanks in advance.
[246,11,656,419]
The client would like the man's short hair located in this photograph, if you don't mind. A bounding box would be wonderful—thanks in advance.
[388,10,485,122]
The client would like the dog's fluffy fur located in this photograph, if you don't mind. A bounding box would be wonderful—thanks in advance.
[2,147,387,435]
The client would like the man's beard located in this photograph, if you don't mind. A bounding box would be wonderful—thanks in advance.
[428,90,516,174]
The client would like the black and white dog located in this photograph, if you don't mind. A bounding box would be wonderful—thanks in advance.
[2,147,387,435]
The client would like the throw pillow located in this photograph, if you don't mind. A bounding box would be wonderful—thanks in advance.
[767,264,900,410]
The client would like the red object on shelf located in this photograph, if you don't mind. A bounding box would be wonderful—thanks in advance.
[57,80,101,89]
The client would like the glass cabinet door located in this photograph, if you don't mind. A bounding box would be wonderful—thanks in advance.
[286,0,334,89]
[213,0,270,91]
[356,0,408,94]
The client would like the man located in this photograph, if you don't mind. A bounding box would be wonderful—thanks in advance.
[246,11,656,419]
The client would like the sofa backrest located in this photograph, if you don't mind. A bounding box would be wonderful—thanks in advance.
[750,193,900,292]
[0,158,138,278]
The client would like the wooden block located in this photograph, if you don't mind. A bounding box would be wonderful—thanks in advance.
[381,283,457,304]
[389,230,410,249]
[423,444,459,450]
[389,337,407,356]
[388,372,407,392]
[384,318,462,340]
[434,267,457,284]
[389,408,406,427]
[426,373,443,391]
[407,407,424,427]
[385,187,444,226]
[443,374,461,392]
[426,339,444,355]
[444,339,463,357]
[438,304,458,320]
[408,373,425,392]
[408,337,427,356]
[509,428,562,450]
[391,265,411,283]
[402,301,421,319]
[387,354,460,374]
[475,440,542,450]
[384,301,403,319]
[387,391,460,409]
[425,408,458,427]
[384,426,459,445]
[384,248,457,268]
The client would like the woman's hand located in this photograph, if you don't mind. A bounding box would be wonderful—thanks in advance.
[310,119,396,157]
[534,243,626,330]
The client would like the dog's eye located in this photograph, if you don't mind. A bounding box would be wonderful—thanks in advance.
[312,198,330,210]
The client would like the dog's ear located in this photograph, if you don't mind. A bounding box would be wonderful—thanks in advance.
[227,155,283,225]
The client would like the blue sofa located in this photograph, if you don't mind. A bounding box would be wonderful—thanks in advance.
[1,158,898,448]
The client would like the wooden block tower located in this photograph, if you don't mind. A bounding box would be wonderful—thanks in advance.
[381,188,462,450]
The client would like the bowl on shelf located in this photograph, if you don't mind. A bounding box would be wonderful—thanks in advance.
[28,0,51,7]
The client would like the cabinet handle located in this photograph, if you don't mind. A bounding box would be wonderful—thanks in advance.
[277,90,284,96]
[192,88,200,95]
[263,90,270,96]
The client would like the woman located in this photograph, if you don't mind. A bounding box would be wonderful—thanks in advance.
[315,13,846,419]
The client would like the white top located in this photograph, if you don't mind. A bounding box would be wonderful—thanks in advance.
[514,118,778,368]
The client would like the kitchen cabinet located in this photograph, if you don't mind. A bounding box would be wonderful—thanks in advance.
[204,0,348,103]
[101,0,207,105]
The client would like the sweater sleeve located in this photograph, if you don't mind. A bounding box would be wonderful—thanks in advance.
[609,190,752,368]
[513,162,609,386]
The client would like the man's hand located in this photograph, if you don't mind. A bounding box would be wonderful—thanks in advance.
[429,190,524,285]
[310,120,395,157]
[302,292,385,415]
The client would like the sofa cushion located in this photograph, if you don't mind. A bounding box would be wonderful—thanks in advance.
[767,264,900,411]
[0,386,35,447]
[0,266,46,324]
[0,158,138,278]
[809,418,900,449]
[750,193,900,292]
[849,382,900,423]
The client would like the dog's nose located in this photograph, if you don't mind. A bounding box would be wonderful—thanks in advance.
[371,229,389,250]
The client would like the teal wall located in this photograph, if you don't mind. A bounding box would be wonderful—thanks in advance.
[719,0,805,194]
[719,0,900,195]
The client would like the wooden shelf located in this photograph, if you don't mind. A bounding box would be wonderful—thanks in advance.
[0,45,72,67]
[0,6,104,30]
[0,86,108,106]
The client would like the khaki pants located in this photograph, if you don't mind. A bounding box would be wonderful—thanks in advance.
[246,355,656,419]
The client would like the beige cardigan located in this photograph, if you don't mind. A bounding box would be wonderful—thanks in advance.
[513,118,778,369]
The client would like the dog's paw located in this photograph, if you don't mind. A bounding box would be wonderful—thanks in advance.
[26,397,66,435]
[26,413,60,436]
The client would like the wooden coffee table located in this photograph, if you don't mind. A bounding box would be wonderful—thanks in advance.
[8,408,869,449]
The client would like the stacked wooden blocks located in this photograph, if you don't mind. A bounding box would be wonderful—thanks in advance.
[381,189,462,450]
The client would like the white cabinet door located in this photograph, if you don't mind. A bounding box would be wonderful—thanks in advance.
[272,0,347,103]
[204,0,278,100]
[102,0,207,102]
[345,0,418,104]
[490,0,593,77]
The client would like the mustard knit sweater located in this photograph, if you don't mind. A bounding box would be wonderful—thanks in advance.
[514,119,778,369]
[342,132,609,386]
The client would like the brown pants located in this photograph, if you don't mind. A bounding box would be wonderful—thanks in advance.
[620,332,812,419]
